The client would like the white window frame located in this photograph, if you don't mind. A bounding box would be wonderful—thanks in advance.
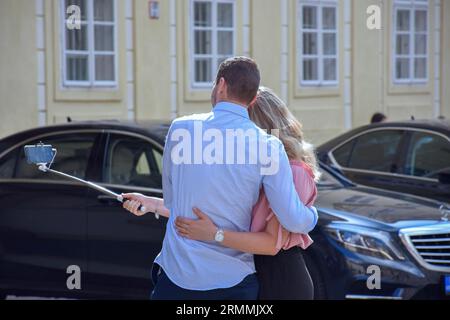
[189,0,236,89]
[392,0,429,85]
[60,0,118,88]
[297,0,339,87]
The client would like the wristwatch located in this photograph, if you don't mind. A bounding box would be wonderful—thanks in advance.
[214,228,225,243]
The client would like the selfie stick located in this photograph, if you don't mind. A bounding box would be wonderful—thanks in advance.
[37,163,147,214]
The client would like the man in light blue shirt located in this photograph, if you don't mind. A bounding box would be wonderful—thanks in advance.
[126,57,318,299]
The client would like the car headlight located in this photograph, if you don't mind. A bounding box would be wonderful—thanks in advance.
[325,225,405,261]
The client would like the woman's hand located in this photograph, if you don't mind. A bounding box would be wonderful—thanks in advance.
[122,193,158,216]
[175,208,217,242]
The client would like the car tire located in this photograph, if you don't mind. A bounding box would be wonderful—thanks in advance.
[0,291,6,300]
[304,254,327,300]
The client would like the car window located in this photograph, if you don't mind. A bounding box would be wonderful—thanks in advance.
[13,133,98,180]
[104,134,162,189]
[0,148,19,179]
[347,130,404,172]
[152,149,163,173]
[331,139,355,167]
[404,132,450,178]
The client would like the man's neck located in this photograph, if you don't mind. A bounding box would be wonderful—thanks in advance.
[215,99,248,109]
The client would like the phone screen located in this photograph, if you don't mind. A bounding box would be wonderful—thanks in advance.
[24,145,55,164]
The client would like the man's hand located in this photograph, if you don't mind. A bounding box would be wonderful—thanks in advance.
[122,193,154,216]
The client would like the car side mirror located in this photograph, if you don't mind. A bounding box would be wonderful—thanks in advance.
[438,172,450,185]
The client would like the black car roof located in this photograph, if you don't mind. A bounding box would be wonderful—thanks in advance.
[0,120,171,149]
[364,119,450,131]
[318,119,450,152]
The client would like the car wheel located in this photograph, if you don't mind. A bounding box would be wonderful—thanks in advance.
[304,254,327,300]
[0,291,6,300]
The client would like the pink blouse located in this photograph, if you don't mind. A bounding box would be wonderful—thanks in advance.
[250,160,317,250]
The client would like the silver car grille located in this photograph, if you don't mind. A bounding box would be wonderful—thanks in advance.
[399,223,450,273]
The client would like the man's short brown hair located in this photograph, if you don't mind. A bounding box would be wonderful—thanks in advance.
[215,56,260,105]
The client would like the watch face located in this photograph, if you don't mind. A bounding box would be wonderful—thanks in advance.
[215,230,224,242]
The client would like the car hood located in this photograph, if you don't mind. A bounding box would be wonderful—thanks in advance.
[316,185,447,229]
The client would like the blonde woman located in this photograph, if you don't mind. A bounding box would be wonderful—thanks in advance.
[123,87,320,299]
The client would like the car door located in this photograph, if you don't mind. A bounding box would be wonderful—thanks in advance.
[0,131,100,297]
[85,131,167,299]
[330,129,407,191]
[395,130,450,203]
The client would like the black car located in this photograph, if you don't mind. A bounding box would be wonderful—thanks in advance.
[310,166,449,299]
[0,121,168,299]
[317,119,450,204]
[0,121,449,300]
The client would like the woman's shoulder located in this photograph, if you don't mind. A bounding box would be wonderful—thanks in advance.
[289,160,314,179]
[289,160,317,206]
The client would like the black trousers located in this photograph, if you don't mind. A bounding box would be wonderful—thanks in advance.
[254,246,314,300]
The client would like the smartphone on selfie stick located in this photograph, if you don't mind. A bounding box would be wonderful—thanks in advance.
[23,143,149,215]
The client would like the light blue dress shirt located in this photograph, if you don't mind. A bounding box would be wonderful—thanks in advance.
[154,102,318,290]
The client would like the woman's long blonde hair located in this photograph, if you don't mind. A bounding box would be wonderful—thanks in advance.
[249,87,321,182]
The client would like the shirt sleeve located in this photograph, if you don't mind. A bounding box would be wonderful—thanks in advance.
[262,139,318,234]
[162,123,174,210]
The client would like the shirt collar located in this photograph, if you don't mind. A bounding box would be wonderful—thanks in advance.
[213,101,249,119]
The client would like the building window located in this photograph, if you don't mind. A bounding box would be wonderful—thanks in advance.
[61,0,117,87]
[393,0,428,84]
[190,0,235,88]
[298,0,338,87]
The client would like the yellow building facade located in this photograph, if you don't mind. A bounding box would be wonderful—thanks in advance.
[0,0,449,144]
